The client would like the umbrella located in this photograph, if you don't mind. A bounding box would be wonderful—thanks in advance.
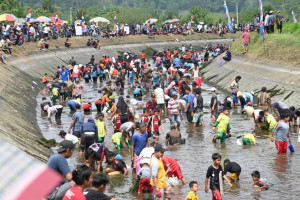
[0,14,18,22]
[75,20,81,24]
[37,16,51,23]
[49,16,63,24]
[189,21,195,24]
[29,18,39,23]
[14,18,25,25]
[89,17,110,23]
[164,19,179,24]
[145,18,158,24]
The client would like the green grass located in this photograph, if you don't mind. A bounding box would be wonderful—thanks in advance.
[231,22,300,66]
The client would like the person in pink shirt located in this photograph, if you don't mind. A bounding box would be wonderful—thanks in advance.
[242,27,251,54]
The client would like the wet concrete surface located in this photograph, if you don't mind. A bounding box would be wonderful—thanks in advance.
[36,65,300,199]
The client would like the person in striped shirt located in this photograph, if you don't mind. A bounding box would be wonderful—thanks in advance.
[168,91,181,129]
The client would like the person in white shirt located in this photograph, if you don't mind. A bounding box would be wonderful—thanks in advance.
[154,84,166,116]
[59,130,78,144]
[46,104,63,121]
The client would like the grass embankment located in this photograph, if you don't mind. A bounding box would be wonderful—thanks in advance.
[231,23,300,66]
[11,32,241,57]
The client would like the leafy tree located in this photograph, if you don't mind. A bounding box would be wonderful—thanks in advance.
[263,2,275,12]
[186,5,210,24]
[239,9,259,23]
[42,0,54,13]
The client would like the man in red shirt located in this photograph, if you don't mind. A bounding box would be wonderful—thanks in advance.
[192,77,202,90]
[242,27,251,54]
[146,95,157,116]
[161,156,187,184]
[95,98,103,113]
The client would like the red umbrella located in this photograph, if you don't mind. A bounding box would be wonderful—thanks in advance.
[49,16,63,24]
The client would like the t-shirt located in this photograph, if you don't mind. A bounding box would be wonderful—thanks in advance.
[243,134,256,144]
[134,88,141,95]
[96,120,106,137]
[112,159,127,173]
[63,186,86,200]
[131,131,148,156]
[230,80,239,94]
[173,58,180,67]
[272,102,288,113]
[72,111,84,132]
[223,162,241,174]
[83,104,91,110]
[214,113,230,133]
[65,134,79,144]
[168,99,179,115]
[161,156,179,172]
[276,14,284,24]
[186,93,195,112]
[60,70,70,81]
[242,106,254,118]
[154,87,165,104]
[152,74,160,86]
[242,32,250,44]
[186,191,198,200]
[85,189,111,200]
[206,165,223,190]
[47,154,70,185]
[210,94,218,108]
[138,167,151,179]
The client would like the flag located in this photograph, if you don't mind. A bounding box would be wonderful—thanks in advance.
[55,12,59,30]
[114,13,117,30]
[224,1,233,32]
[81,12,85,32]
[147,16,152,30]
[26,9,32,28]
[258,0,264,37]
[292,11,297,23]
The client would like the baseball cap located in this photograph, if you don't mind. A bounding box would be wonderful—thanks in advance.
[172,91,179,96]
[57,140,75,153]
[58,130,67,136]
[210,87,216,92]
[154,144,167,153]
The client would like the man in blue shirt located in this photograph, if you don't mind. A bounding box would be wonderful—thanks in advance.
[184,87,195,122]
[172,55,181,68]
[223,48,232,61]
[47,140,75,184]
[131,123,148,172]
[59,65,70,84]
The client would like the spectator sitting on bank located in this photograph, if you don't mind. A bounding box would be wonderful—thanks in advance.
[38,39,49,50]
[65,39,72,48]
[222,47,231,61]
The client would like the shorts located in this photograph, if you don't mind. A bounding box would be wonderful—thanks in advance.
[192,111,203,123]
[242,43,248,46]
[242,138,251,145]
[157,103,165,109]
[170,114,181,125]
[152,131,160,139]
[154,184,175,200]
[216,131,227,144]
[73,131,80,138]
[277,24,282,30]
[229,172,240,180]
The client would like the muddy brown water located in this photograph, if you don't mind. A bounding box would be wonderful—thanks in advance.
[36,67,300,199]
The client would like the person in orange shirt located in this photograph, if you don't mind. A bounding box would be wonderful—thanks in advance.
[111,68,119,79]
[108,100,117,120]
[141,51,146,63]
[42,73,48,84]
[174,49,178,55]
[186,51,191,59]
[102,91,112,111]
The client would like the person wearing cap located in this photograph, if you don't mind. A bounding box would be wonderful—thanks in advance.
[222,96,232,110]
[242,102,255,118]
[242,26,250,54]
[167,91,181,128]
[276,11,284,34]
[150,144,175,199]
[222,47,231,61]
[210,87,218,122]
[268,11,276,33]
[59,130,78,144]
[230,76,241,107]
[47,140,75,184]
[131,123,148,172]
[257,87,272,111]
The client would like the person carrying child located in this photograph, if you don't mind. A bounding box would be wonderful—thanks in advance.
[185,181,198,200]
[212,107,231,144]
[205,153,232,200]
[138,162,154,194]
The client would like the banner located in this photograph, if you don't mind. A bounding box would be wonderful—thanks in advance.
[26,9,32,28]
[292,11,297,23]
[258,0,264,37]
[75,26,83,36]
[114,13,117,30]
[224,1,233,32]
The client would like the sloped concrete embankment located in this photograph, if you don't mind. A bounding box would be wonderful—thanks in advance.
[1,39,232,162]
[202,55,300,109]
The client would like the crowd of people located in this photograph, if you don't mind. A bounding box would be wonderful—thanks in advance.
[39,40,299,200]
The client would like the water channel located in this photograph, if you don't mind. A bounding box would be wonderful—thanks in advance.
[36,57,300,199]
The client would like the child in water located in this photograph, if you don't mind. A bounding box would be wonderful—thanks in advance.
[241,130,257,146]
[95,113,107,143]
[212,107,231,144]
[137,163,153,194]
[185,181,198,200]
[205,153,232,200]
[251,171,269,191]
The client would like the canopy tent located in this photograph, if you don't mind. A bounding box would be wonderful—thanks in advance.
[89,17,110,24]
[0,14,18,22]
[37,16,51,23]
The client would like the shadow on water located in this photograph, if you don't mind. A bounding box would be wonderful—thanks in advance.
[36,66,300,199]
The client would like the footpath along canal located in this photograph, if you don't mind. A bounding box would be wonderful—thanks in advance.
[36,53,300,200]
